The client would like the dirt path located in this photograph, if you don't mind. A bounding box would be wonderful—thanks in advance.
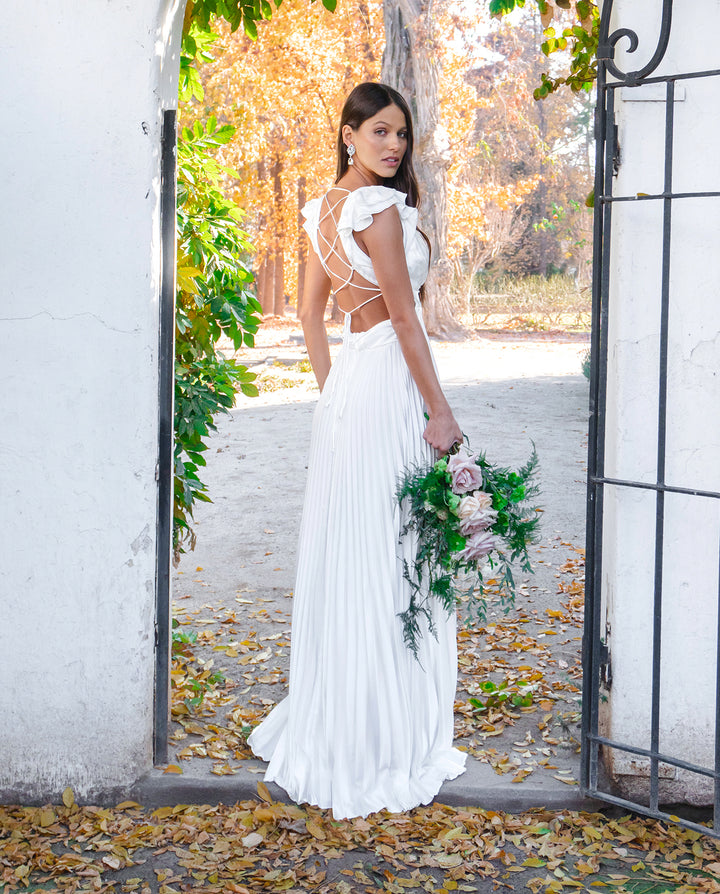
[170,321,590,798]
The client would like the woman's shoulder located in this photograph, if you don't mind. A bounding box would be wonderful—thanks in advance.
[304,184,407,205]
[345,184,408,206]
[338,185,416,234]
[301,185,417,239]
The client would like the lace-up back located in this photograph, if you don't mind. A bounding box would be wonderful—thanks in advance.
[315,188,385,318]
[301,184,430,327]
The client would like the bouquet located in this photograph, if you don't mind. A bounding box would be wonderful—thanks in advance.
[396,442,540,655]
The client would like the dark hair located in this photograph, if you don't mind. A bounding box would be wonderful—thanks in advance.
[335,82,421,208]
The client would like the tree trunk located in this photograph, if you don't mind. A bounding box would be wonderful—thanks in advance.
[271,156,285,316]
[297,176,307,318]
[255,160,272,315]
[533,10,551,276]
[257,255,273,315]
[273,249,285,316]
[382,0,462,339]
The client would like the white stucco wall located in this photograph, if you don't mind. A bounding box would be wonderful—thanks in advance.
[600,0,720,802]
[0,0,185,800]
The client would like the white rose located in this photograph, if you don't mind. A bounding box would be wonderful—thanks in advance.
[458,494,480,521]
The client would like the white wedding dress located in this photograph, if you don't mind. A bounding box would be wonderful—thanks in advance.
[248,185,466,819]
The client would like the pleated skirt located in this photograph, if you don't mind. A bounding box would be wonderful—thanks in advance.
[248,312,466,819]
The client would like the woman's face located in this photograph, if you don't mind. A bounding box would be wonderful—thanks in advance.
[344,103,408,181]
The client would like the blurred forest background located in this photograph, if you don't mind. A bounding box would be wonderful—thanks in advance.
[182,0,594,335]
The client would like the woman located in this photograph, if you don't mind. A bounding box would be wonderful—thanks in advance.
[248,82,467,819]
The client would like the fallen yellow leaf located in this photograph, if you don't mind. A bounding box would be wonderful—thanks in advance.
[62,786,74,808]
[241,831,263,848]
[39,808,56,827]
[306,819,326,840]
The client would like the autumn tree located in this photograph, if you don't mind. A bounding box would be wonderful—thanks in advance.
[439,7,539,311]
[439,6,593,301]
[382,0,462,338]
[173,0,340,554]
[480,13,594,280]
[202,0,383,317]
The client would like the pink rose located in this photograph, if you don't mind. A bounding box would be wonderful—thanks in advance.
[456,529,498,563]
[460,508,497,536]
[447,448,484,494]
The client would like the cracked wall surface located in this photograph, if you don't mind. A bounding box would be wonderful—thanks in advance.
[0,0,185,802]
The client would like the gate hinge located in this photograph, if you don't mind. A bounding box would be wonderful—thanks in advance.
[599,640,612,689]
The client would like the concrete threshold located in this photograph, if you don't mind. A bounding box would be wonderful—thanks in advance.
[128,755,603,814]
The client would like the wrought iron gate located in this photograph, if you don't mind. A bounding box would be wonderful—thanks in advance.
[582,0,720,835]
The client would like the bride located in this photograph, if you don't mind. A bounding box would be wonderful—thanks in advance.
[248,82,467,819]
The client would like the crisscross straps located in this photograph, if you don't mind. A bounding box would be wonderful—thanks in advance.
[317,189,383,315]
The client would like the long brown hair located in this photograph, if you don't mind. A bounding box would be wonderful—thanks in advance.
[335,82,421,209]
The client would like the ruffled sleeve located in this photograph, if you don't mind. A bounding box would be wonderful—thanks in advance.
[336,186,420,286]
[300,197,322,257]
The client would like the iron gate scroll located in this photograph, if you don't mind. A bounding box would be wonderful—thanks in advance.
[582,0,720,835]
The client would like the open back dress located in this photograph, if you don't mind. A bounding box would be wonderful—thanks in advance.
[247,184,466,819]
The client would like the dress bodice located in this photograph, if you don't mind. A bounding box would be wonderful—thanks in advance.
[301,185,430,296]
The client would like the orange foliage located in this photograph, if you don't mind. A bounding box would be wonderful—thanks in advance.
[202,0,383,306]
[195,3,592,314]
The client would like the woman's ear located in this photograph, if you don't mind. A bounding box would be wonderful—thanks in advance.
[341,124,354,147]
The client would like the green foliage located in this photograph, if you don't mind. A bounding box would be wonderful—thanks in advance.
[172,617,199,657]
[184,0,283,41]
[174,114,261,560]
[179,25,219,102]
[171,618,226,710]
[183,0,336,42]
[581,347,591,380]
[469,678,536,713]
[489,0,600,98]
[181,670,227,711]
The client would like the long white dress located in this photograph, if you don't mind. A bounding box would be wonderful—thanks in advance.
[248,185,466,819]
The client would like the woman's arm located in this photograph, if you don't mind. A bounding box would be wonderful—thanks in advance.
[359,206,462,455]
[299,249,333,390]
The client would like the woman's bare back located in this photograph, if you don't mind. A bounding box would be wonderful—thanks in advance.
[316,187,392,332]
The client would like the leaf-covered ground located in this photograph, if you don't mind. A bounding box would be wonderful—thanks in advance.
[2,786,720,893]
[168,325,590,786]
[168,539,584,786]
[4,332,717,891]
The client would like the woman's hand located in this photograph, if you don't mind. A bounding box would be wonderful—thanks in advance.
[423,408,463,456]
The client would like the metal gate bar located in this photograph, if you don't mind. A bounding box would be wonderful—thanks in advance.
[648,76,674,816]
[582,0,720,837]
[154,108,177,765]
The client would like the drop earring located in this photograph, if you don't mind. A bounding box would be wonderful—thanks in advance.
[347,144,356,166]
